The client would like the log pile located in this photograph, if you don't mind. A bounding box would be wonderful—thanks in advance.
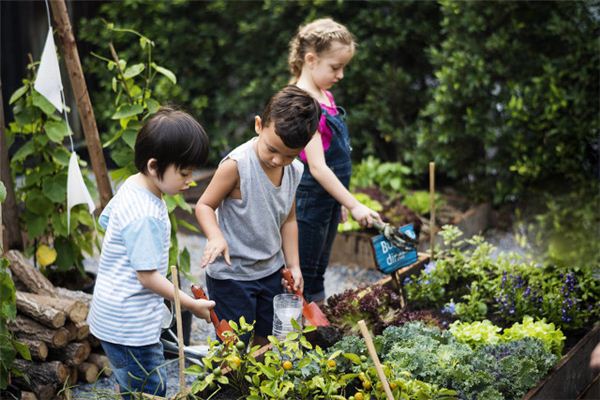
[6,250,112,400]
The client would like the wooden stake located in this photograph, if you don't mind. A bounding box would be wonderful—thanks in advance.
[429,161,436,260]
[49,0,113,209]
[170,265,186,392]
[358,320,394,400]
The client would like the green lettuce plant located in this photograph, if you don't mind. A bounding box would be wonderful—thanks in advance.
[502,316,565,356]
[449,320,502,348]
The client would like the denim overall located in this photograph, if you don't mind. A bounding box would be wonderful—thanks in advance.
[296,106,352,302]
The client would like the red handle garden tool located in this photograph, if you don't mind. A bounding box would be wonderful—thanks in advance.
[281,268,329,327]
[191,284,236,343]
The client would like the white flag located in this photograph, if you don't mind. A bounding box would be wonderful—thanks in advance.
[67,152,96,233]
[34,28,63,112]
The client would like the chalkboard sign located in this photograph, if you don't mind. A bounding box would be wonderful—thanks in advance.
[370,224,418,274]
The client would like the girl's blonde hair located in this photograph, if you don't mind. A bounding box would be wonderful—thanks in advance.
[288,18,355,82]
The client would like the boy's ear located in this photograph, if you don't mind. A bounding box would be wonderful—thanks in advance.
[146,158,159,177]
[254,116,263,135]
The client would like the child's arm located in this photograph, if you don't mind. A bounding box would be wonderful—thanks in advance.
[280,200,303,293]
[304,132,381,227]
[195,159,238,267]
[136,270,215,321]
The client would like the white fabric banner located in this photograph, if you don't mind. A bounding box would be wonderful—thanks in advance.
[34,28,63,112]
[67,152,96,233]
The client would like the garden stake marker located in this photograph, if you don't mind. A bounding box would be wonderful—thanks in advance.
[191,284,236,343]
[281,268,330,327]
[429,161,436,260]
[170,266,186,392]
[358,320,394,400]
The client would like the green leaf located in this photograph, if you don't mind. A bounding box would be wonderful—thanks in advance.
[343,353,362,364]
[11,141,35,163]
[123,63,145,80]
[146,98,161,114]
[23,213,47,237]
[111,104,144,120]
[9,86,28,105]
[42,175,67,203]
[151,63,177,84]
[122,128,138,149]
[12,339,31,361]
[32,90,58,115]
[178,219,200,233]
[25,192,52,216]
[51,148,71,167]
[45,120,69,143]
[0,265,17,319]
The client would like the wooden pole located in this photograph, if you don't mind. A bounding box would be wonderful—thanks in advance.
[357,320,394,400]
[170,265,186,392]
[0,78,24,251]
[429,161,436,260]
[49,0,112,209]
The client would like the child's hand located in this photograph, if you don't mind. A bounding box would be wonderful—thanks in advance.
[340,206,348,223]
[281,266,304,295]
[190,298,216,322]
[201,237,231,268]
[350,204,382,228]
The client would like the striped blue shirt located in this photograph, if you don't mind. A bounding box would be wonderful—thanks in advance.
[88,178,171,346]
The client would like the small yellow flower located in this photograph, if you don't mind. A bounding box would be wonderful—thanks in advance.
[36,245,57,268]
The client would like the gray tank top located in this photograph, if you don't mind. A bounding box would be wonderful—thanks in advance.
[206,138,304,281]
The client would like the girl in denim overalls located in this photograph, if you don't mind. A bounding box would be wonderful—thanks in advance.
[289,18,383,304]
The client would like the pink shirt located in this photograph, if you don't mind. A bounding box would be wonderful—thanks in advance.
[299,91,338,163]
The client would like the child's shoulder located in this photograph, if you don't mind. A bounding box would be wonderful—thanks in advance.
[219,138,255,168]
[105,181,166,223]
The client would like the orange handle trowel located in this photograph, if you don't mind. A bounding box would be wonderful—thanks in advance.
[281,268,329,327]
[191,284,236,343]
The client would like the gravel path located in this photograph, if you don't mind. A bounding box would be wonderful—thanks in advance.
[72,233,386,397]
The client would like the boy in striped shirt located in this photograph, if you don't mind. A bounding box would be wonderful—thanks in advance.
[88,107,215,398]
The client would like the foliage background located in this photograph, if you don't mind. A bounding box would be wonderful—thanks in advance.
[77,0,599,204]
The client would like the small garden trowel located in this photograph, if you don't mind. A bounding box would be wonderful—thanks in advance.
[281,268,330,327]
[191,284,236,343]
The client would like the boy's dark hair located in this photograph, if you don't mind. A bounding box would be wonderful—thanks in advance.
[261,85,321,149]
[135,106,209,178]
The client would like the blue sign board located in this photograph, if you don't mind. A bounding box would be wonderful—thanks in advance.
[370,224,418,274]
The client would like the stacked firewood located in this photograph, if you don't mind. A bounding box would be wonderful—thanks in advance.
[6,250,112,400]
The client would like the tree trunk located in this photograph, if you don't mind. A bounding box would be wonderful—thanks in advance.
[8,315,69,348]
[49,0,112,209]
[15,337,48,361]
[67,366,78,386]
[15,291,66,328]
[53,286,92,306]
[87,353,112,376]
[20,392,38,400]
[48,341,91,366]
[77,361,99,383]
[6,251,55,296]
[0,78,24,251]
[65,320,89,340]
[13,359,68,384]
[17,292,87,322]
[11,379,55,400]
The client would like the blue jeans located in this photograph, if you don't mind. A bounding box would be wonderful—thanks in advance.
[100,340,167,398]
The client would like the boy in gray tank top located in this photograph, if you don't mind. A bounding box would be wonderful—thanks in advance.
[195,86,321,346]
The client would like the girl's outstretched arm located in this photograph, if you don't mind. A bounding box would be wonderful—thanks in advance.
[195,159,239,267]
[304,132,381,227]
